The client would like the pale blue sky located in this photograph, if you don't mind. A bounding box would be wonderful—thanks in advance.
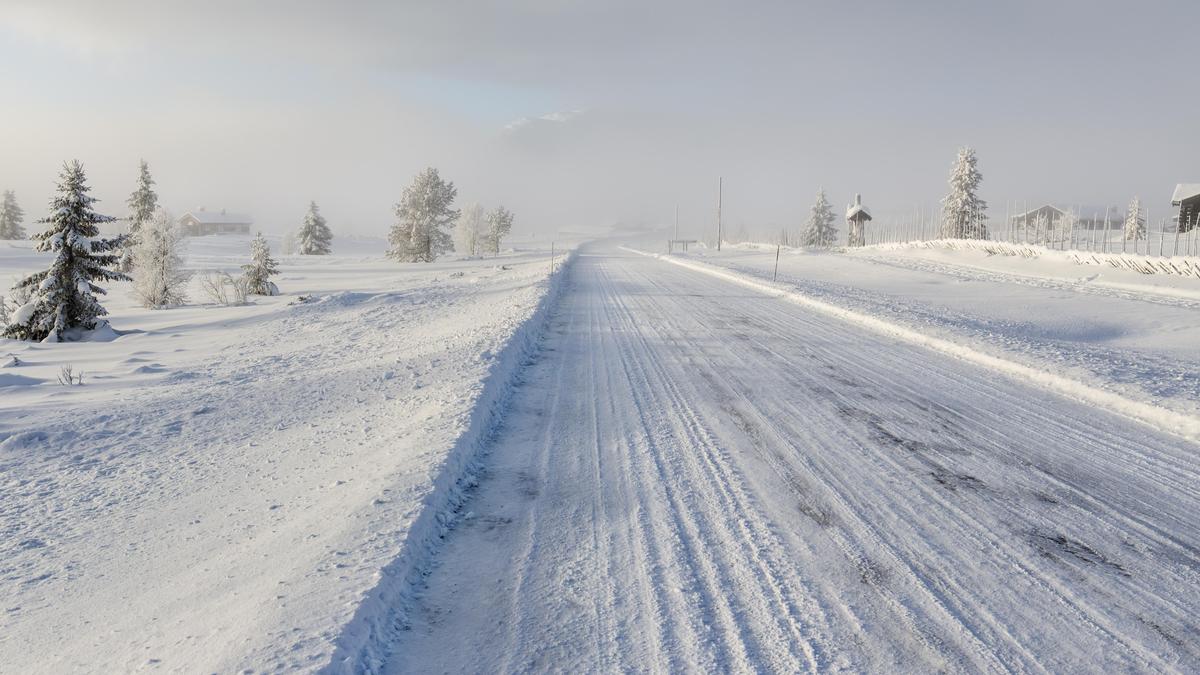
[1,1,1196,235]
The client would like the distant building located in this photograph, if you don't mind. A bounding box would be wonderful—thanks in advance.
[1010,204,1121,230]
[179,208,252,236]
[1172,184,1200,232]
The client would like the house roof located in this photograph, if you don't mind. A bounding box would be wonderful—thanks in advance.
[1011,204,1122,221]
[1172,184,1200,204]
[1010,204,1066,219]
[180,210,252,225]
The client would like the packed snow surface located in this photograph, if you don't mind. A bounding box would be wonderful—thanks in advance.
[385,244,1198,673]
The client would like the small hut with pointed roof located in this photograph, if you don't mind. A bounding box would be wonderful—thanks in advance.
[845,194,872,247]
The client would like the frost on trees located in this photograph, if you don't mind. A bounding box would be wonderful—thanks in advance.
[388,167,459,262]
[122,159,158,271]
[455,203,486,256]
[940,147,988,239]
[297,200,333,255]
[0,190,25,240]
[133,207,191,308]
[242,232,280,296]
[801,188,838,247]
[1124,196,1146,241]
[485,205,514,255]
[3,161,129,342]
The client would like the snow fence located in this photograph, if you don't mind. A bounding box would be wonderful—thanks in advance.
[324,251,576,674]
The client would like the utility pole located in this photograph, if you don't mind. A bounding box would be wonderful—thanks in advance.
[716,177,723,252]
[674,203,679,241]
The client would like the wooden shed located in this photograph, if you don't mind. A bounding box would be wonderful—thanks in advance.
[845,194,871,247]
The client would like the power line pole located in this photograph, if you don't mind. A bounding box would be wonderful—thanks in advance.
[716,177,723,251]
[674,203,679,241]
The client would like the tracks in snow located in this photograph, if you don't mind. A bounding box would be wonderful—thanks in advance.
[380,247,1200,673]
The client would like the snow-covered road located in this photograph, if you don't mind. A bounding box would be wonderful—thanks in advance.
[384,246,1200,673]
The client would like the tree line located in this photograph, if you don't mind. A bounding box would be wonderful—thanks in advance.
[0,163,516,342]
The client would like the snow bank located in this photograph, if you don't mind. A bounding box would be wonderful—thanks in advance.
[629,247,1200,442]
[324,251,576,674]
[868,238,1200,280]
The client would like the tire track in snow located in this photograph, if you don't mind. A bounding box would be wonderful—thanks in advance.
[383,247,1200,673]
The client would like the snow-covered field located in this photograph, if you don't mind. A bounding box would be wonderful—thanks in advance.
[3,234,1199,673]
[0,235,570,672]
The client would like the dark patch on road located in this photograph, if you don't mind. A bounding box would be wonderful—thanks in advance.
[1029,529,1130,577]
[930,469,985,492]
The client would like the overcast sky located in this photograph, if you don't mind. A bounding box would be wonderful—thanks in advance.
[1,0,1196,237]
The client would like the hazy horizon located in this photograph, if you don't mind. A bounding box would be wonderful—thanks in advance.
[2,1,1197,239]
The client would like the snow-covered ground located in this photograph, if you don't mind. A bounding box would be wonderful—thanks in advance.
[4,234,1198,673]
[383,244,1199,672]
[680,241,1200,419]
[0,234,571,672]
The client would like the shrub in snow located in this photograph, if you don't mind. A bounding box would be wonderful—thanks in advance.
[940,147,988,239]
[242,232,279,295]
[388,167,458,262]
[0,190,25,240]
[200,271,250,305]
[484,205,514,255]
[296,200,333,255]
[3,161,129,342]
[1124,197,1145,241]
[132,207,191,308]
[801,189,838,247]
[455,203,486,256]
[57,363,83,386]
[122,159,158,272]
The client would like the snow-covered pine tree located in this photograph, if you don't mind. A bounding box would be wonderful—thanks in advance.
[242,232,279,296]
[132,207,191,308]
[455,203,485,256]
[0,190,25,240]
[3,161,129,341]
[940,147,988,239]
[296,200,333,255]
[1124,196,1145,241]
[122,159,158,271]
[800,189,838,247]
[389,168,459,262]
[485,205,514,255]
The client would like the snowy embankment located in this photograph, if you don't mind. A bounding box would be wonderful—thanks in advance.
[864,238,1200,282]
[630,245,1200,441]
[0,235,573,672]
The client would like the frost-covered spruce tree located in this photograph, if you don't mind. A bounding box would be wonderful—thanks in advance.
[455,203,485,256]
[122,159,158,271]
[388,167,458,262]
[1124,196,1145,241]
[297,200,333,255]
[0,190,25,240]
[485,205,514,255]
[801,189,838,247]
[940,147,988,239]
[242,232,279,296]
[132,207,191,308]
[3,161,129,342]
